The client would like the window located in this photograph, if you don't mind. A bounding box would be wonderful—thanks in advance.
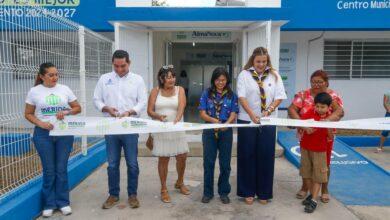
[323,40,390,79]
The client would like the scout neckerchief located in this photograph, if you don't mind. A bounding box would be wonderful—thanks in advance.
[211,89,228,139]
[250,67,269,112]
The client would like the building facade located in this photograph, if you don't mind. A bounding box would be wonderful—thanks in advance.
[2,0,390,119]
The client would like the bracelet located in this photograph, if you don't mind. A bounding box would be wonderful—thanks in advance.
[266,106,275,113]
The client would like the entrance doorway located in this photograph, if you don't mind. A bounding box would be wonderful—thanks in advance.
[114,21,285,122]
[171,43,233,122]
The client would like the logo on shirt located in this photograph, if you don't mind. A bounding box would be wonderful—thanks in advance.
[41,106,67,116]
[105,79,114,86]
[45,94,60,106]
[59,121,67,130]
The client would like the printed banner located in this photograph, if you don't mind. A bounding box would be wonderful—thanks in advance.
[50,116,390,136]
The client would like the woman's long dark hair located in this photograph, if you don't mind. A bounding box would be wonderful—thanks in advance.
[208,67,233,99]
[34,62,56,86]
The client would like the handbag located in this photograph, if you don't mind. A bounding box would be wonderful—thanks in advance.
[146,134,153,151]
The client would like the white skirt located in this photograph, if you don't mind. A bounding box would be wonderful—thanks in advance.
[152,131,189,157]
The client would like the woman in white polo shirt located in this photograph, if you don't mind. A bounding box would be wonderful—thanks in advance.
[24,63,81,217]
[236,47,287,205]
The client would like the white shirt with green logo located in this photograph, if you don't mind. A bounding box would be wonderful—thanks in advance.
[25,84,77,122]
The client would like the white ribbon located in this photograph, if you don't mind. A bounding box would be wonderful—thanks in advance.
[49,116,390,136]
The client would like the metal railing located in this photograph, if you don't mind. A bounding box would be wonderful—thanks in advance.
[0,3,113,200]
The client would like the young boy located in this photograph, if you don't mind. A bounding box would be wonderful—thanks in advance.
[299,92,333,213]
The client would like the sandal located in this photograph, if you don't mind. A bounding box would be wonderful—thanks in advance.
[259,199,268,205]
[175,182,190,195]
[161,189,171,203]
[245,197,254,205]
[304,199,318,213]
[375,147,383,153]
[321,194,330,203]
[296,190,307,199]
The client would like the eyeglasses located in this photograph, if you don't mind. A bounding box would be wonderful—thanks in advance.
[46,72,59,77]
[311,80,325,85]
[215,79,227,83]
[162,64,174,69]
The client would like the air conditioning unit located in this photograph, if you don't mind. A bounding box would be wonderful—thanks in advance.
[245,0,281,8]
[116,0,152,7]
[216,0,245,6]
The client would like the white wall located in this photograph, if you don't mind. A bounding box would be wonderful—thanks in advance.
[270,25,281,71]
[152,32,171,87]
[117,28,153,91]
[247,26,267,61]
[280,31,390,119]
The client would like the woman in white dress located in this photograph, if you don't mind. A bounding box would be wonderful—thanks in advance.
[147,65,190,203]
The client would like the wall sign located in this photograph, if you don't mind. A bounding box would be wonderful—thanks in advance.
[173,31,231,41]
[279,43,297,109]
[336,0,390,10]
[0,0,79,18]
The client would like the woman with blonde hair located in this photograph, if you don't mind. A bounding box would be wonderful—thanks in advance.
[236,47,287,205]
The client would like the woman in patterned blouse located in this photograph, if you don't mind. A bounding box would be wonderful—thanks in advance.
[288,69,344,203]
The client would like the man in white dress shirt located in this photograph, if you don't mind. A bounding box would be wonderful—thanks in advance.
[93,50,147,209]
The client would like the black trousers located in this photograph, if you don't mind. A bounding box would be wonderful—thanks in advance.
[237,119,276,200]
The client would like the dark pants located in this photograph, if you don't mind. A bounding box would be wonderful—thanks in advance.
[381,112,390,137]
[105,134,139,197]
[33,127,73,210]
[237,119,276,200]
[202,128,233,198]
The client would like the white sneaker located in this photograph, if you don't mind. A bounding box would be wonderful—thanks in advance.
[42,209,53,218]
[60,206,72,216]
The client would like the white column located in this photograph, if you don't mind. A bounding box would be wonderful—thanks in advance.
[78,26,87,156]
[242,30,248,66]
[148,31,153,91]
[114,22,120,50]
[265,20,272,52]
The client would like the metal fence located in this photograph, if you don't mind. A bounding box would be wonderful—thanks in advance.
[0,4,113,200]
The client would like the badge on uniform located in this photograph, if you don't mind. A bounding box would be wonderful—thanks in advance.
[105,79,114,86]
